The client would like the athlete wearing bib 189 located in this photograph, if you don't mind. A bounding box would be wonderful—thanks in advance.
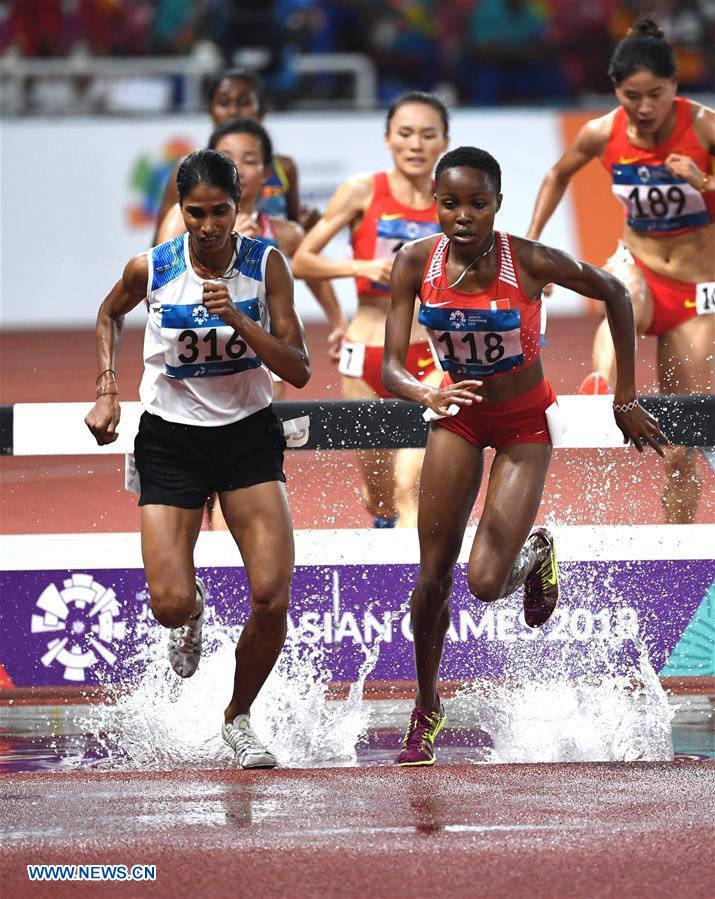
[85,149,310,770]
[383,146,668,768]
[527,18,714,524]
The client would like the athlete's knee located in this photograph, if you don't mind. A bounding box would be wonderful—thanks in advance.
[150,582,196,628]
[250,581,290,624]
[414,567,453,607]
[466,568,502,604]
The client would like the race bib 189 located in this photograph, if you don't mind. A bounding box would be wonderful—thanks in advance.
[612,163,708,234]
[419,305,523,376]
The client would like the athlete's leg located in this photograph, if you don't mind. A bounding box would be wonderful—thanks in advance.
[342,372,400,521]
[393,369,444,528]
[591,257,653,386]
[393,448,423,527]
[141,505,204,628]
[411,426,484,712]
[219,480,294,719]
[657,314,714,523]
[466,443,552,603]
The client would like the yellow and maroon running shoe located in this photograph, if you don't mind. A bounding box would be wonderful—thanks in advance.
[397,705,446,766]
[523,527,559,628]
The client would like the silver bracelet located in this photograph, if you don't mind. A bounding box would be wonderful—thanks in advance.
[613,398,639,414]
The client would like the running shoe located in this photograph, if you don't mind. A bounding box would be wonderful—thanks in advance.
[523,528,559,628]
[222,715,278,769]
[578,372,610,395]
[167,576,205,678]
[397,705,446,766]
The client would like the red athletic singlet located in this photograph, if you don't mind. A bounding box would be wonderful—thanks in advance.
[351,171,441,297]
[418,232,542,379]
[602,97,715,237]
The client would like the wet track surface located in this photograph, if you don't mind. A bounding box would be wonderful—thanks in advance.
[2,761,714,897]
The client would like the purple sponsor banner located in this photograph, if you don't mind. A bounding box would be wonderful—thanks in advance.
[0,561,712,688]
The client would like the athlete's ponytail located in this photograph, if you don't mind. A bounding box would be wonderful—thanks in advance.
[607,18,677,85]
[176,149,241,205]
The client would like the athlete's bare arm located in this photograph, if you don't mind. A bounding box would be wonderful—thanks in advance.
[526,113,613,240]
[276,154,300,222]
[665,102,715,190]
[291,173,391,284]
[202,250,310,387]
[272,217,305,257]
[382,239,481,416]
[152,160,182,244]
[155,203,185,244]
[516,238,668,455]
[85,254,150,445]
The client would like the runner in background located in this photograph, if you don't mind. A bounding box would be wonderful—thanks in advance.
[526,19,714,523]
[292,92,449,528]
[154,66,340,350]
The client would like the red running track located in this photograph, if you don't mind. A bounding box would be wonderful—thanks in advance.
[1,320,713,532]
[1,763,714,898]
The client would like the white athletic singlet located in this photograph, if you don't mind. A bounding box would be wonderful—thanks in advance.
[139,232,274,426]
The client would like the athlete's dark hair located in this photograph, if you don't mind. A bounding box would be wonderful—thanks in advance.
[176,149,241,204]
[608,18,677,85]
[206,67,268,113]
[435,147,501,194]
[208,117,273,166]
[385,90,449,136]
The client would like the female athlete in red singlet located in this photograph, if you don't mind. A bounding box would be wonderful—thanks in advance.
[527,19,714,523]
[292,91,449,528]
[383,147,667,767]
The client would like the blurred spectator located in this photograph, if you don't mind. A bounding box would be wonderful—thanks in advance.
[3,0,712,114]
[610,0,714,90]
[662,0,714,88]
[548,1,615,97]
[152,0,198,54]
[367,0,440,103]
[458,0,566,105]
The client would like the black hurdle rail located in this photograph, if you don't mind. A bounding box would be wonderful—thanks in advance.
[1,395,713,455]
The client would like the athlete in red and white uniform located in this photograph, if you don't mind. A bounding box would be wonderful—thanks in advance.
[293,91,449,528]
[384,146,667,767]
[348,170,442,397]
[527,19,714,523]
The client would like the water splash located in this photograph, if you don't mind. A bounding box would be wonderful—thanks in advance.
[456,637,673,763]
[82,601,405,771]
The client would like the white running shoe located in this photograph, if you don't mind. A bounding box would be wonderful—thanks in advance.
[222,715,278,769]
[167,576,205,678]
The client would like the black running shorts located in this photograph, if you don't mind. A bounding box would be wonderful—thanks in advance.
[134,406,286,508]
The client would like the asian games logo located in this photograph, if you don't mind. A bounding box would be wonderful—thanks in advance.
[637,166,651,182]
[449,310,466,326]
[30,574,127,682]
[127,137,195,227]
[192,305,211,326]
